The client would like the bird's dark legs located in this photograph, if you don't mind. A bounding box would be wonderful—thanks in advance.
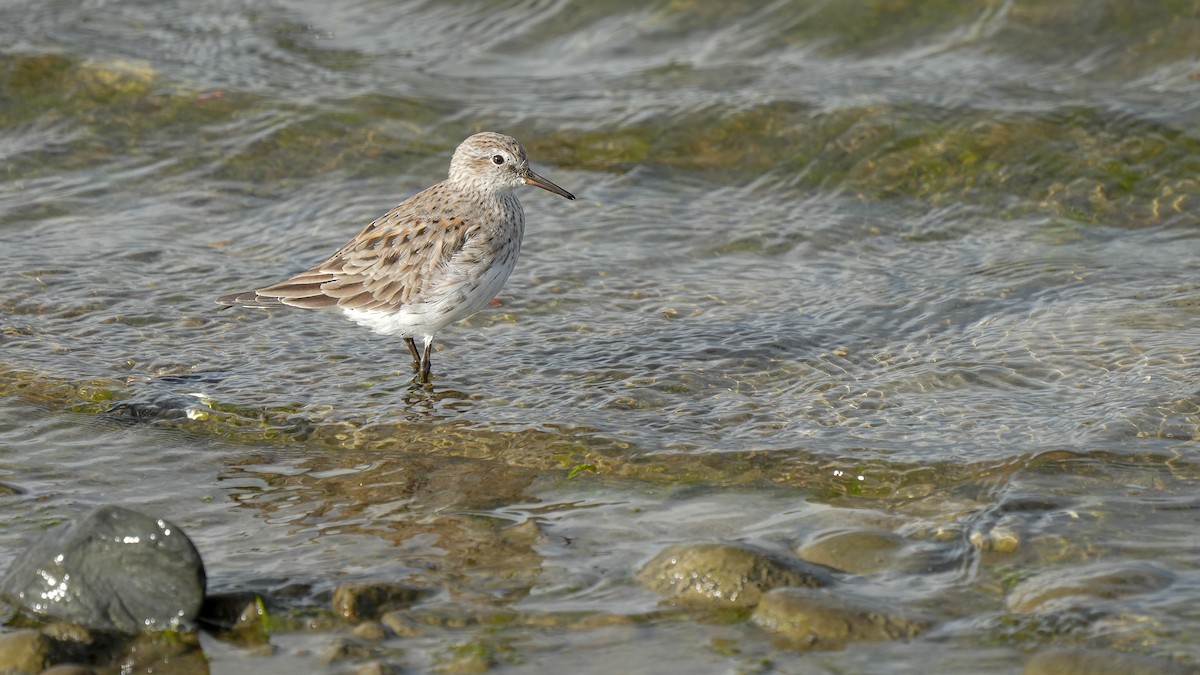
[402,335,435,384]
[404,337,421,372]
[419,336,434,383]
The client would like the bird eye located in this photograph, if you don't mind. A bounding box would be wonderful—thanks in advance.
[492,155,505,165]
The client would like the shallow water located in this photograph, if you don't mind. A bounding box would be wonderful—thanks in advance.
[1,0,1199,672]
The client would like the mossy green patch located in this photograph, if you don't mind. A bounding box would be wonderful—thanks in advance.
[533,100,1198,226]
[0,361,1110,499]
[0,52,448,188]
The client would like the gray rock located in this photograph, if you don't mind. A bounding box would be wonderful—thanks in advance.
[1023,648,1199,675]
[0,505,205,633]
[751,587,933,648]
[637,542,835,608]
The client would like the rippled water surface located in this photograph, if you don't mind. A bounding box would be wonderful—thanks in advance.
[2,0,1199,672]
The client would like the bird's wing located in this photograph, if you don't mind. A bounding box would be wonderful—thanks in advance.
[246,205,477,312]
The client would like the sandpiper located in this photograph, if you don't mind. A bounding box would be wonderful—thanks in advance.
[217,132,575,383]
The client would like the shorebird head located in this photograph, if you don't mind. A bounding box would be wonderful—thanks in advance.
[449,132,575,200]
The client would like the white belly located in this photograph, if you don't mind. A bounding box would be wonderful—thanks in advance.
[340,244,519,339]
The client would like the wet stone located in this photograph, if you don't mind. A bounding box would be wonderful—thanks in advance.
[1007,561,1175,614]
[0,505,206,633]
[1023,648,1199,675]
[637,542,835,608]
[751,587,933,648]
[332,582,428,621]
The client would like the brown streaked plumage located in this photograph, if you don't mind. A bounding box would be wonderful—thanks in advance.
[217,132,574,383]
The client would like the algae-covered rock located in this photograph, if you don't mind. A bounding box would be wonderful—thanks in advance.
[751,587,933,648]
[637,542,835,608]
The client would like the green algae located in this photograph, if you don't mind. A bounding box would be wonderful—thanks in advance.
[532,102,1199,226]
[1001,0,1200,75]
[1,53,154,125]
[774,0,991,54]
[675,0,1200,70]
[0,363,923,492]
[438,639,518,673]
[4,46,1196,226]
[8,363,1195,504]
[0,52,443,187]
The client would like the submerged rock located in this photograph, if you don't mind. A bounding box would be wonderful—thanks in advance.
[1023,648,1199,675]
[797,528,962,575]
[332,582,429,621]
[352,620,387,641]
[0,505,206,633]
[751,587,933,648]
[796,528,908,574]
[319,636,379,665]
[968,522,1021,554]
[0,481,24,496]
[637,542,835,608]
[1006,561,1175,614]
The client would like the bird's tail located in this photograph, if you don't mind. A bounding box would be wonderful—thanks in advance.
[215,291,285,308]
